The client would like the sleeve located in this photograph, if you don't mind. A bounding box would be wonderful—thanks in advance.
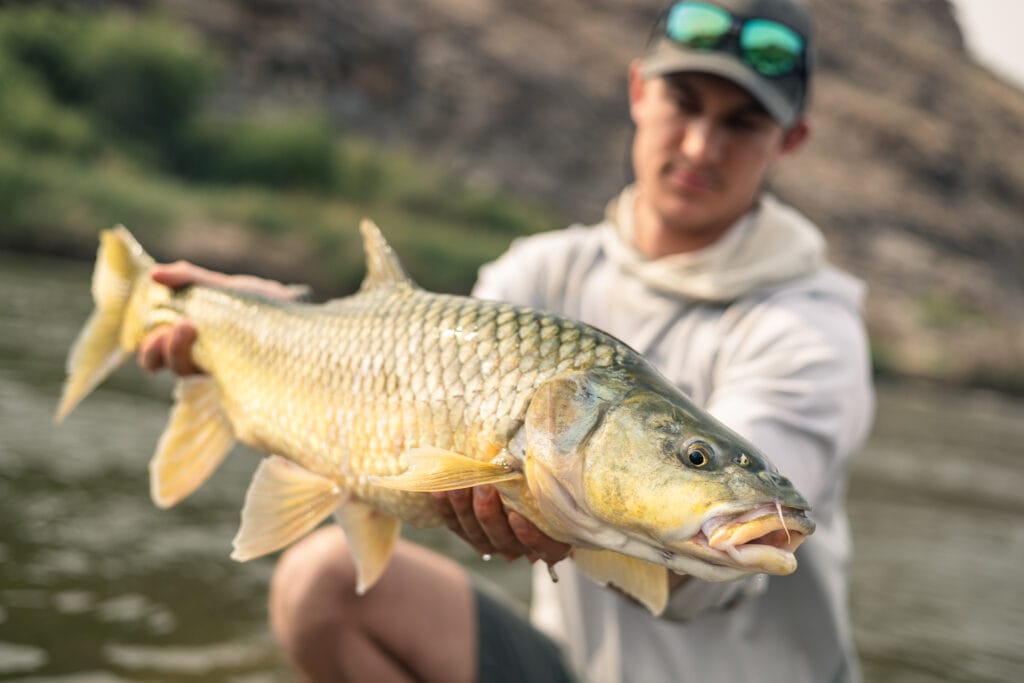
[661,292,874,621]
[471,235,551,306]
[471,226,593,308]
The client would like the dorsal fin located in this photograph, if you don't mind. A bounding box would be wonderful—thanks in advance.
[359,219,413,291]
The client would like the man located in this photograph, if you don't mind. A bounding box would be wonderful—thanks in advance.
[140,1,874,680]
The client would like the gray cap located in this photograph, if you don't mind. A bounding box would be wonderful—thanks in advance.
[641,0,813,127]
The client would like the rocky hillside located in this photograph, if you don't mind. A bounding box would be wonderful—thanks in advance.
[134,0,1024,388]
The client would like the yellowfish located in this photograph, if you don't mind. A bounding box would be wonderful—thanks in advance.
[56,221,814,614]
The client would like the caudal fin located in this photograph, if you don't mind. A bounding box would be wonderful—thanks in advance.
[55,226,155,422]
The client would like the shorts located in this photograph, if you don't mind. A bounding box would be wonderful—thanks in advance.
[474,583,576,683]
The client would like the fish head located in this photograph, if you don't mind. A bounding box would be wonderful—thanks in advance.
[522,366,814,582]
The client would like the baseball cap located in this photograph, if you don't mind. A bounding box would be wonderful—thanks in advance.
[641,0,814,127]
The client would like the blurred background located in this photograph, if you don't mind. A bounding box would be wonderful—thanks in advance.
[0,0,1021,681]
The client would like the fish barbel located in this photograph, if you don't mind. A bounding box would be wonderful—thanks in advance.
[56,220,814,614]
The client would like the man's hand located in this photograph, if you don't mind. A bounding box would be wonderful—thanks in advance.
[137,261,300,376]
[431,486,571,565]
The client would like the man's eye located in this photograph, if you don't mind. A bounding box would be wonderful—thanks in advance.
[727,117,758,130]
[672,97,700,114]
[727,116,769,132]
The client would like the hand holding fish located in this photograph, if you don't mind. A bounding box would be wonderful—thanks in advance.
[431,486,571,564]
[137,262,303,375]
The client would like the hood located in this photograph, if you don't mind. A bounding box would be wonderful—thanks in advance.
[601,186,827,303]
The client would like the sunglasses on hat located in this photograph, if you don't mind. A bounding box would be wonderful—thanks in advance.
[664,1,806,78]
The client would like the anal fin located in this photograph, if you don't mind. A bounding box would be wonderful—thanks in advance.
[369,447,522,492]
[573,548,669,616]
[231,455,346,561]
[335,501,401,595]
[150,377,236,508]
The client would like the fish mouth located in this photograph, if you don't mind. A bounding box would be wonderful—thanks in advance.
[680,503,815,575]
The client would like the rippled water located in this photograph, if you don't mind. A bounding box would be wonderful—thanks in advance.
[1,251,1021,682]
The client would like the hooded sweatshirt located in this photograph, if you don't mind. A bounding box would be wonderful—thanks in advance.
[472,187,874,683]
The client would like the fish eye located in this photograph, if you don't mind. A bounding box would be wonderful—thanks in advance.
[682,441,712,468]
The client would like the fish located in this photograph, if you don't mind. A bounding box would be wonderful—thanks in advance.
[55,220,814,615]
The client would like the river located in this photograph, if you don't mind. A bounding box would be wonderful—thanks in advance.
[0,251,1021,682]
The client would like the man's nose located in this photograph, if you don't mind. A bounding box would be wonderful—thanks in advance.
[680,119,723,164]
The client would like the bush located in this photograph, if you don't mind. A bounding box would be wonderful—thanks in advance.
[0,9,88,104]
[0,7,217,155]
[76,14,217,144]
[176,115,339,190]
[0,54,96,156]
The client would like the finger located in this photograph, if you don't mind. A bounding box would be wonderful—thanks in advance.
[137,329,168,372]
[472,486,530,559]
[508,511,571,564]
[430,492,467,541]
[152,261,225,290]
[166,322,202,376]
[447,488,496,555]
[152,263,297,301]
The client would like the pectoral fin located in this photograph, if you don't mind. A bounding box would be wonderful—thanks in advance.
[369,447,522,492]
[572,548,669,616]
[231,455,346,561]
[335,501,401,595]
[150,377,236,508]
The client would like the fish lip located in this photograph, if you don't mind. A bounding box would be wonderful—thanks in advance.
[668,502,815,572]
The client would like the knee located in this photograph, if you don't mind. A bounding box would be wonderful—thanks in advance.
[269,526,359,656]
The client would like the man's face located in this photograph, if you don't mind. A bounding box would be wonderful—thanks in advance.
[629,68,804,247]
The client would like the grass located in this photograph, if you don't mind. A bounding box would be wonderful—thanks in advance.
[0,143,551,296]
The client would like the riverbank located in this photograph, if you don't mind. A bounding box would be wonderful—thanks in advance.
[0,145,552,299]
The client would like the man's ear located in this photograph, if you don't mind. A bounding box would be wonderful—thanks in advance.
[628,60,648,125]
[780,117,810,154]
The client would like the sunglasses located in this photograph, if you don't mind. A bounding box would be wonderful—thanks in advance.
[663,2,806,78]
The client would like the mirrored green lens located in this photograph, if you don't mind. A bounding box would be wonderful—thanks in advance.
[666,2,732,50]
[741,19,803,76]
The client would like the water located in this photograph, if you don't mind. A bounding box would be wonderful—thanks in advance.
[1,251,1022,682]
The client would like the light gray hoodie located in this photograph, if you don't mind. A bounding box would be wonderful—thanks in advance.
[472,187,874,683]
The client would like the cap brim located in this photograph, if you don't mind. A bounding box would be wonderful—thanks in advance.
[641,40,798,128]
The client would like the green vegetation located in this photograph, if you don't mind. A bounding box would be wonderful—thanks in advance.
[0,7,557,294]
[916,290,984,331]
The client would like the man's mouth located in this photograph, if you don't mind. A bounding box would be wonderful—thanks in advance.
[665,163,721,193]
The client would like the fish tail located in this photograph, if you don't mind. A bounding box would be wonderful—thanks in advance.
[55,226,158,422]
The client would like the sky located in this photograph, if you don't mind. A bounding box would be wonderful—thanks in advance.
[952,0,1024,89]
